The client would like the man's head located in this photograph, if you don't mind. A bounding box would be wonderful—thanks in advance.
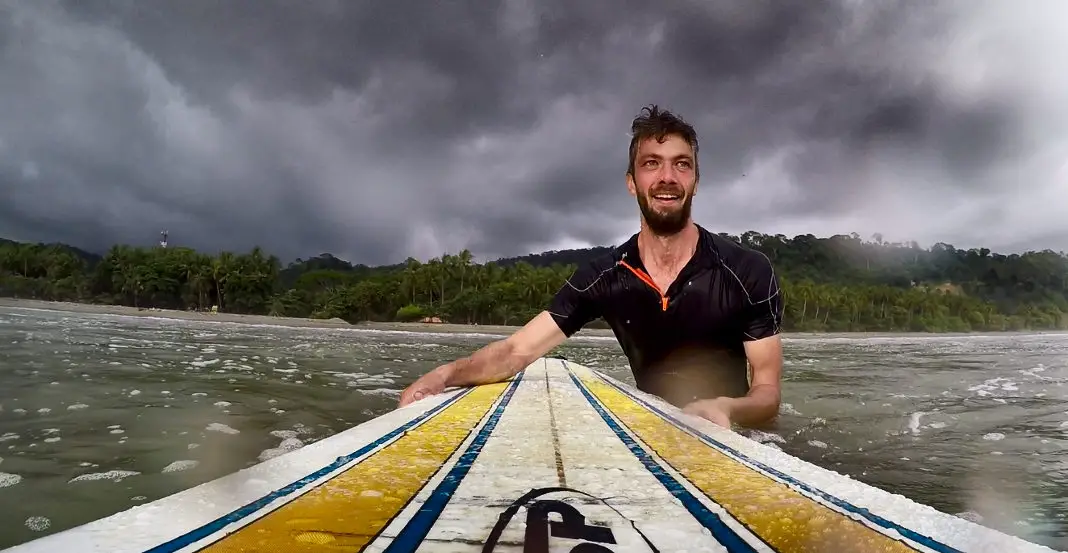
[626,105,700,235]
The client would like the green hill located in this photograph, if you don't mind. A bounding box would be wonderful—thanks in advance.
[1,231,1066,332]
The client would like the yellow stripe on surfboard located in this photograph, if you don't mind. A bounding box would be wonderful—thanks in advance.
[575,373,922,553]
[202,382,511,553]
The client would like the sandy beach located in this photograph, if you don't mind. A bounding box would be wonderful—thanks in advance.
[0,297,618,337]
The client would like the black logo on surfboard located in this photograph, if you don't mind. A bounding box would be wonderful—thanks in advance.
[482,487,659,553]
[525,499,614,552]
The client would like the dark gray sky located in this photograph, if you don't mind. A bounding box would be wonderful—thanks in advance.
[2,1,1066,265]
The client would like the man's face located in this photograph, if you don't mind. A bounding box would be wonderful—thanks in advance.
[628,134,698,235]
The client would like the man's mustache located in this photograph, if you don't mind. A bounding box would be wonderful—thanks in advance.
[648,186,686,196]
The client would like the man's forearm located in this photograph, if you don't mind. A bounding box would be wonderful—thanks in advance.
[725,384,780,427]
[442,339,529,387]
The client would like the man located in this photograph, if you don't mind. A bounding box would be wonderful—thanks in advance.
[398,105,784,430]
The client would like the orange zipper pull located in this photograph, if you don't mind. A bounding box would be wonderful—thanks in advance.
[620,260,670,311]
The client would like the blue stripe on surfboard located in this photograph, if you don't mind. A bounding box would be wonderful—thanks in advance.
[592,370,964,553]
[145,387,475,553]
[564,362,759,553]
[382,371,525,552]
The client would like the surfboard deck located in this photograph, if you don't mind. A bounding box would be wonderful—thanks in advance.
[3,357,1059,553]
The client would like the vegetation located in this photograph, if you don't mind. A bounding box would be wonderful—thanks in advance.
[1,232,1067,332]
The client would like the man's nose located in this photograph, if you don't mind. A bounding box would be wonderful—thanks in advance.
[657,164,680,183]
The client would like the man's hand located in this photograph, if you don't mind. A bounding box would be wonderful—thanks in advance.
[398,364,453,407]
[683,397,733,429]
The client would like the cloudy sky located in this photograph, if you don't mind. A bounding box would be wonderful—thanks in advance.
[2,0,1066,265]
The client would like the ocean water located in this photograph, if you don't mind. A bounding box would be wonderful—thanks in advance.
[1,306,1067,549]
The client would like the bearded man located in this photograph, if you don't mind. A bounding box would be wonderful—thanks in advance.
[399,105,785,430]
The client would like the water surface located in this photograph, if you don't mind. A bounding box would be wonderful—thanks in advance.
[1,306,1066,549]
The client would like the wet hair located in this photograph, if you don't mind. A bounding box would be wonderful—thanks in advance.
[627,104,699,180]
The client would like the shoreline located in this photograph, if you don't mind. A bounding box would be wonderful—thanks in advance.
[0,297,619,337]
[0,297,1056,339]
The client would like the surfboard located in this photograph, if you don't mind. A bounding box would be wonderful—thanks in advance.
[3,357,1059,553]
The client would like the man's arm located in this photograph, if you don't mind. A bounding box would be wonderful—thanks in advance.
[441,311,566,387]
[723,335,782,427]
[443,253,607,386]
[687,251,784,428]
[398,259,606,407]
[398,312,565,407]
[727,251,785,427]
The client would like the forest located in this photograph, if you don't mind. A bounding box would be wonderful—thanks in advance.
[1,231,1067,333]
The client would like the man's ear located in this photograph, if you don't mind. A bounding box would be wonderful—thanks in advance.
[626,172,636,197]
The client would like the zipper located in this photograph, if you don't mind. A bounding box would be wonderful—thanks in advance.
[619,260,669,311]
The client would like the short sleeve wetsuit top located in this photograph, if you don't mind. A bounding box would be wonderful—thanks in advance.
[548,225,784,408]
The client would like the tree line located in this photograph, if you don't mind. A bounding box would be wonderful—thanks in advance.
[1,231,1066,333]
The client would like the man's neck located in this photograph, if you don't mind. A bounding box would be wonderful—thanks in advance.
[637,221,699,273]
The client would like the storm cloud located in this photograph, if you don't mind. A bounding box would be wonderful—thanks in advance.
[1,0,1066,265]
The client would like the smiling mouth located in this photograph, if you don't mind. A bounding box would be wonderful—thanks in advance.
[652,193,681,201]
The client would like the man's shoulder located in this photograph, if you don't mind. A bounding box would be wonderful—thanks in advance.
[576,235,634,270]
[548,237,632,337]
[700,227,777,292]
[564,236,632,285]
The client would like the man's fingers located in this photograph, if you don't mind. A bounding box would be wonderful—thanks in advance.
[398,387,427,408]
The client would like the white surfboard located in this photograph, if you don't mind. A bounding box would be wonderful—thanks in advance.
[3,357,1060,552]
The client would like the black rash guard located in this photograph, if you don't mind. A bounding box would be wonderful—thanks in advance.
[548,225,784,408]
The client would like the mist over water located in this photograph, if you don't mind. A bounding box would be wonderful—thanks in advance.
[1,306,1067,549]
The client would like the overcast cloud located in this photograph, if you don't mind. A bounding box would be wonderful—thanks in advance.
[1,0,1066,265]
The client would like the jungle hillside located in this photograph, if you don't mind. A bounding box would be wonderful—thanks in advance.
[1,231,1066,333]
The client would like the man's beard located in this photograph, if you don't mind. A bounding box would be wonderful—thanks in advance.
[637,188,693,235]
